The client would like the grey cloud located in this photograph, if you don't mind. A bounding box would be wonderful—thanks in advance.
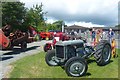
[46,10,117,26]
[21,0,118,26]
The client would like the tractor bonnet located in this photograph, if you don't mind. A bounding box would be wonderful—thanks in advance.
[55,40,84,46]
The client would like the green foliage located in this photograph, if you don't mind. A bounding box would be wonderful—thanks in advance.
[2,2,46,32]
[2,2,64,32]
[46,20,65,31]
[25,3,46,32]
[2,2,27,31]
[115,24,120,28]
[47,23,57,31]
[53,20,64,31]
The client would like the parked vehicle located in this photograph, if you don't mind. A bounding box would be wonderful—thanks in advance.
[39,32,53,40]
[45,40,111,77]
[43,32,70,52]
[0,25,28,50]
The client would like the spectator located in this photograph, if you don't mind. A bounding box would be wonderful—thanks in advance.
[96,29,101,43]
[108,28,114,44]
[71,30,75,35]
[102,31,106,39]
[91,28,96,42]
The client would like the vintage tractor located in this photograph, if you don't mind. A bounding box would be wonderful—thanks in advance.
[45,40,111,77]
[39,32,53,40]
[43,32,70,52]
[0,25,28,50]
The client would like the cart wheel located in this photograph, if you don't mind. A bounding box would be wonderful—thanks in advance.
[94,40,111,66]
[45,49,58,66]
[65,57,88,77]
[21,42,27,51]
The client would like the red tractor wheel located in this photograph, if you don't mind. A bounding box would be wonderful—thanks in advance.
[44,43,52,52]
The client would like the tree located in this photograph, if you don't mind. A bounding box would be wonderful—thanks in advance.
[25,3,46,32]
[2,2,27,31]
[47,23,58,31]
[53,20,65,31]
[115,24,120,28]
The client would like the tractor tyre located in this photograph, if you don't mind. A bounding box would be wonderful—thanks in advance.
[45,49,58,66]
[65,57,88,77]
[44,44,52,52]
[94,40,111,66]
[21,41,27,51]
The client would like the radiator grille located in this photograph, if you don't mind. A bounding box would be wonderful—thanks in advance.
[56,46,64,58]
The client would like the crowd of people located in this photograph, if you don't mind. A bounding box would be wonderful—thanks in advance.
[67,28,117,44]
[91,28,115,44]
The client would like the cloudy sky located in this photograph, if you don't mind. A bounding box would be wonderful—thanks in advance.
[20,0,119,27]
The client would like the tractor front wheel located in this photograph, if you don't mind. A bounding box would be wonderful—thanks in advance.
[65,57,88,77]
[45,49,58,66]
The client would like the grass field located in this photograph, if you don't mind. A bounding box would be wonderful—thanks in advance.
[8,49,120,78]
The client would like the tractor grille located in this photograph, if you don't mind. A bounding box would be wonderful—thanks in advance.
[56,46,64,58]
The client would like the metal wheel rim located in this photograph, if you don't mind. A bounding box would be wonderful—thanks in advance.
[48,56,57,65]
[69,62,85,76]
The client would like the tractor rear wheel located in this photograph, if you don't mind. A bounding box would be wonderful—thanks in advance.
[21,41,27,51]
[65,57,88,77]
[45,49,58,66]
[94,40,111,66]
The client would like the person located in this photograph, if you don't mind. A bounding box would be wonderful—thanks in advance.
[70,30,75,40]
[91,28,96,42]
[102,31,106,39]
[108,28,114,44]
[111,38,117,58]
[71,30,75,35]
[74,31,78,36]
[96,29,101,43]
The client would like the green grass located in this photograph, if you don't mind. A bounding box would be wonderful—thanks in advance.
[8,49,120,78]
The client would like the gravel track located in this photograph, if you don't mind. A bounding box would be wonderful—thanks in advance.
[0,40,52,79]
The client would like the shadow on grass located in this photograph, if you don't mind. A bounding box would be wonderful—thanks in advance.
[87,59,113,66]
[85,72,91,76]
[87,59,96,64]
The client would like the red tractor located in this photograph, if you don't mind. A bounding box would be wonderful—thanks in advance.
[39,32,53,40]
[43,32,71,52]
[0,25,28,51]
